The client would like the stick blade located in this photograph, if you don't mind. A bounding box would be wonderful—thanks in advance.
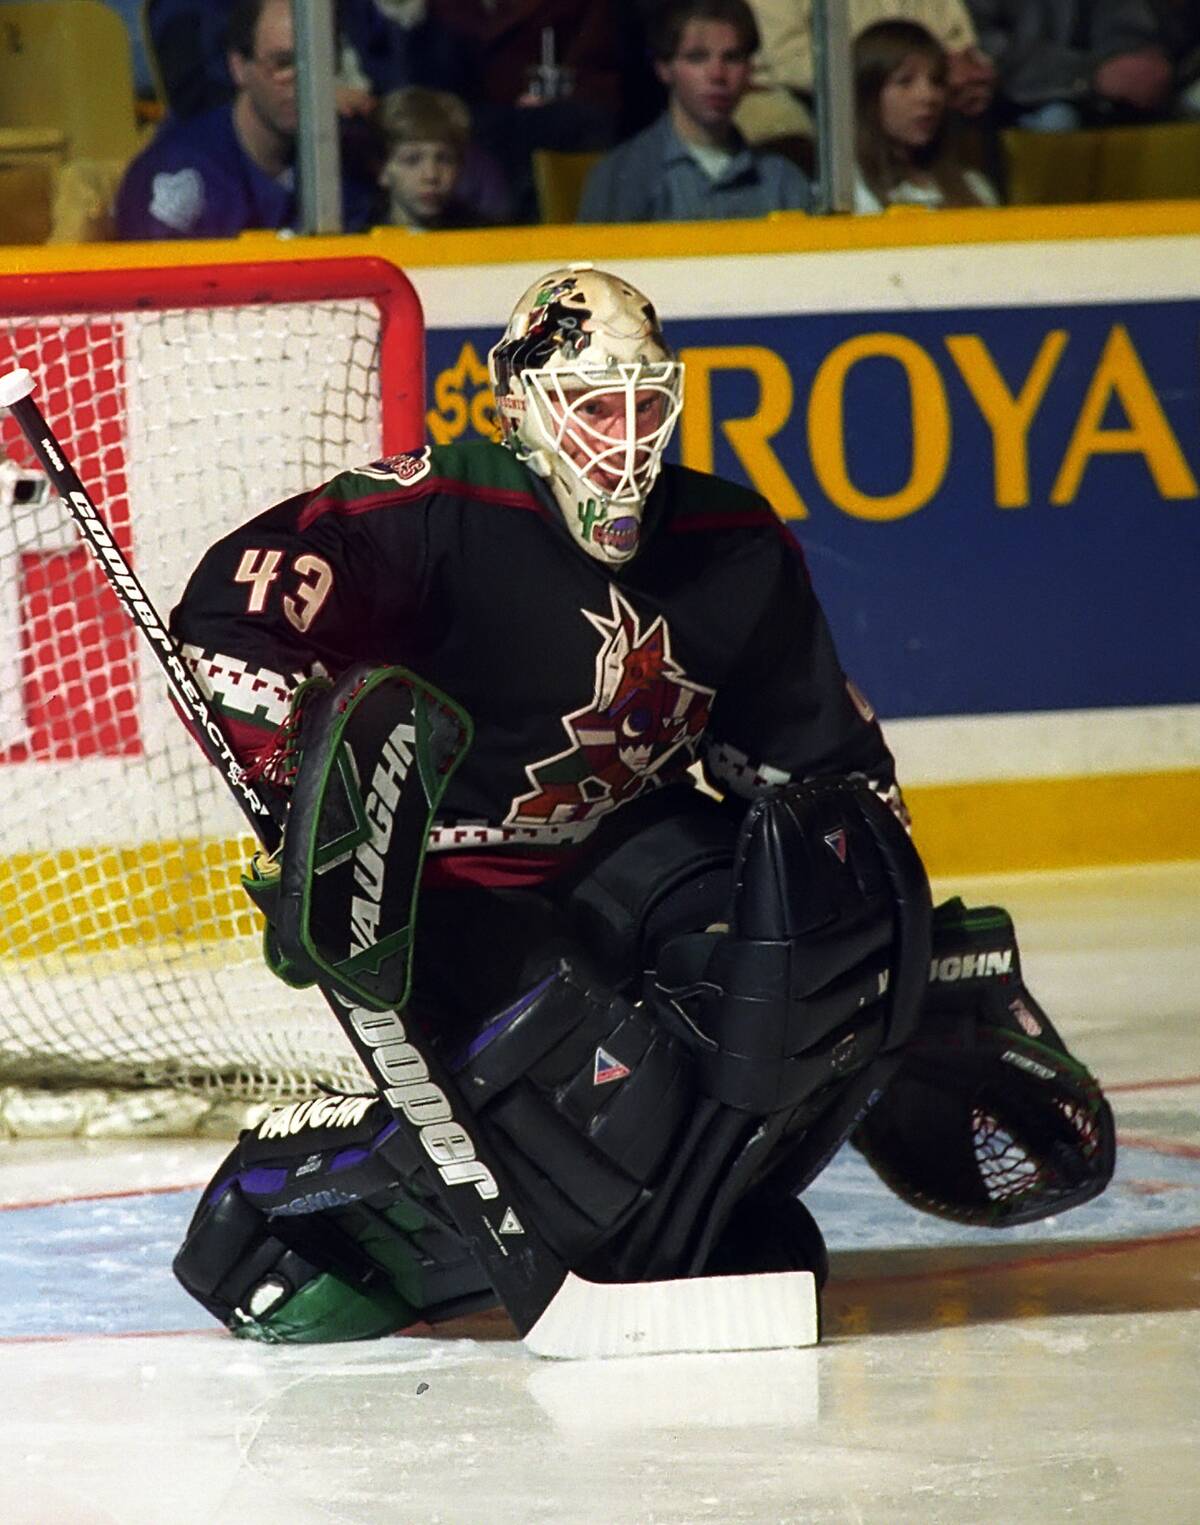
[523,1269,819,1360]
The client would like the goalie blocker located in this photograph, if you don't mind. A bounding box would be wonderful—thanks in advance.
[853,897,1115,1225]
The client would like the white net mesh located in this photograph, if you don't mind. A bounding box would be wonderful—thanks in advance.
[0,262,419,1135]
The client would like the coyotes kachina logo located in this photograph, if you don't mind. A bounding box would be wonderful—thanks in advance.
[507,588,714,827]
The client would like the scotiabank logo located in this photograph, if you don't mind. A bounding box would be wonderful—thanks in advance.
[0,325,142,762]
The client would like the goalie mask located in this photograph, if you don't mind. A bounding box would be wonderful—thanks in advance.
[487,264,684,565]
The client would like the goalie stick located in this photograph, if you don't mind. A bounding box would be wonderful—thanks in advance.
[0,365,818,1358]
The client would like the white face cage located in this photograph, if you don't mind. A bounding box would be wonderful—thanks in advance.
[522,360,684,509]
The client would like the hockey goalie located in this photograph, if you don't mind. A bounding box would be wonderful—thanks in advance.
[169,264,1115,1345]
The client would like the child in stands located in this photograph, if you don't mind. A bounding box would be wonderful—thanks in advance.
[377,87,493,229]
[854,19,998,213]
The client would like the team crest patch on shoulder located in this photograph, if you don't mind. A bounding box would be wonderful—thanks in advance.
[359,446,434,487]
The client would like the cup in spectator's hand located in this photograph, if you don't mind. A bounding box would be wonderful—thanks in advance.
[336,86,375,119]
[1093,47,1174,113]
[946,47,996,117]
[522,62,575,106]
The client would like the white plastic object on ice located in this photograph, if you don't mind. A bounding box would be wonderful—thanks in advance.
[0,368,35,408]
[523,1269,819,1360]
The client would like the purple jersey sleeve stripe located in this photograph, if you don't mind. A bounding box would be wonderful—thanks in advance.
[297,486,420,531]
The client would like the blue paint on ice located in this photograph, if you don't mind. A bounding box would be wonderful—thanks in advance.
[2,1139,1196,1339]
[806,1137,1200,1251]
[0,1189,202,1338]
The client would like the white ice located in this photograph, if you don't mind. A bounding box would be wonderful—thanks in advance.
[1,863,1198,1524]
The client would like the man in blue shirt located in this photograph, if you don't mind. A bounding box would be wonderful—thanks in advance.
[117,0,375,239]
[577,0,812,224]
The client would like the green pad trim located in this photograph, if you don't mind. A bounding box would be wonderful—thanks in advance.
[229,1199,434,1345]
[231,1273,420,1345]
[247,664,472,1011]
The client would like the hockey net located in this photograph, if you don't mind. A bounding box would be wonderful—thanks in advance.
[0,257,425,1137]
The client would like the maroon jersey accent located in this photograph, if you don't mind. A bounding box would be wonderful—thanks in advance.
[298,477,553,533]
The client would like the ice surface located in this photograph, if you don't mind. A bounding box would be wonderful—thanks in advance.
[1,863,1197,1524]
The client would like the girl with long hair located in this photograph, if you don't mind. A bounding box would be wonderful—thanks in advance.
[853,19,998,213]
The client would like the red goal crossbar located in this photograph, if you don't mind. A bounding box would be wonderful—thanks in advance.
[0,256,426,454]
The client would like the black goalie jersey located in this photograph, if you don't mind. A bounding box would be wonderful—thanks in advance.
[170,438,900,887]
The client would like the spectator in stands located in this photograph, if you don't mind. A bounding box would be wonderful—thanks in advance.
[116,0,377,239]
[145,0,454,119]
[735,1,995,151]
[963,1,1176,130]
[853,19,1000,211]
[426,0,634,222]
[377,87,499,229]
[429,0,625,122]
[577,0,812,223]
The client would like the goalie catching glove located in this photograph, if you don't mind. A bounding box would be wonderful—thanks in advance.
[852,897,1116,1226]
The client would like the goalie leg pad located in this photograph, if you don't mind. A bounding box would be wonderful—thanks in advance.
[704,1188,830,1289]
[561,783,739,984]
[653,779,932,1115]
[594,779,932,1280]
[173,1184,426,1344]
[433,791,862,1286]
[449,958,699,1269]
[852,898,1116,1226]
[173,1091,496,1341]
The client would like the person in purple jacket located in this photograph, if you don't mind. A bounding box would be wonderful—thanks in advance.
[117,0,375,239]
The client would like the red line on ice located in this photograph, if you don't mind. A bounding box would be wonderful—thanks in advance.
[0,1327,221,1345]
[1118,1132,1200,1160]
[0,1181,206,1212]
[835,1224,1200,1292]
[1107,1075,1200,1093]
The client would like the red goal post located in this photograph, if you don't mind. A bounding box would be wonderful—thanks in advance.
[0,255,425,1136]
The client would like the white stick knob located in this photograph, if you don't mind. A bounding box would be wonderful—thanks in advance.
[0,368,35,408]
